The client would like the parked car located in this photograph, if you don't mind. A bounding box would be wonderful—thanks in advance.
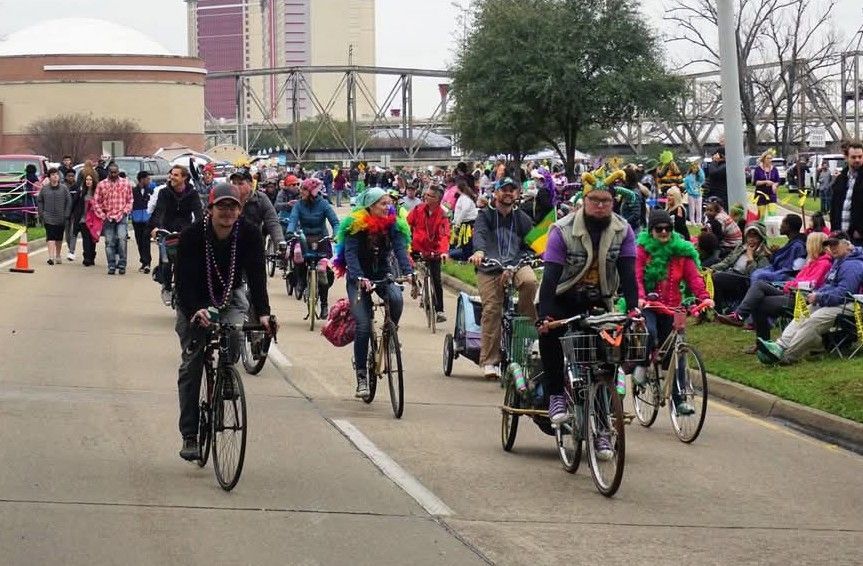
[0,154,49,225]
[806,153,846,193]
[744,155,759,184]
[771,157,787,184]
[112,156,172,185]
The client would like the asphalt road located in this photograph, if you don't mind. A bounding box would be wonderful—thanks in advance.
[1,243,861,565]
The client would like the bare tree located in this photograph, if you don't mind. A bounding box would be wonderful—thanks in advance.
[666,0,797,153]
[26,113,144,160]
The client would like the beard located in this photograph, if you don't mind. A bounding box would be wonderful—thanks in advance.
[584,212,612,231]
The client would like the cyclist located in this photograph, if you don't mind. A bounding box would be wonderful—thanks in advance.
[189,160,216,207]
[275,174,301,220]
[174,183,276,461]
[536,171,639,449]
[229,170,285,249]
[286,177,340,317]
[468,177,537,379]
[332,187,413,398]
[149,165,203,303]
[634,209,713,415]
[406,183,450,322]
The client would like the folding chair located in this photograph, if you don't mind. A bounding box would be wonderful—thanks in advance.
[822,296,863,359]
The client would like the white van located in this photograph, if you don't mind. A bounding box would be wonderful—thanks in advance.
[806,154,846,192]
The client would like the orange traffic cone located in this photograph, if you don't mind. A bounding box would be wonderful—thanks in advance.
[9,231,34,273]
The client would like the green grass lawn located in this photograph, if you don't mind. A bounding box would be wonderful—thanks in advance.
[441,261,863,424]
[772,187,821,215]
[0,226,45,249]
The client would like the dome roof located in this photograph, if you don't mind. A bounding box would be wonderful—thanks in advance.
[0,18,172,56]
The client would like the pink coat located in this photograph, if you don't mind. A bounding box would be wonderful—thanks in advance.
[636,247,709,307]
[783,253,832,293]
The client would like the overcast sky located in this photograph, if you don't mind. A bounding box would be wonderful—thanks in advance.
[1,0,860,116]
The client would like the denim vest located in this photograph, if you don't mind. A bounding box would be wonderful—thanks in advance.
[555,211,629,309]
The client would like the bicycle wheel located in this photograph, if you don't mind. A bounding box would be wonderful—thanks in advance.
[668,344,708,443]
[586,379,625,497]
[384,323,404,419]
[427,273,437,335]
[241,330,270,375]
[422,272,433,330]
[501,368,519,451]
[363,334,377,404]
[557,387,583,473]
[285,266,295,296]
[442,333,454,376]
[197,368,213,468]
[212,367,247,491]
[265,236,276,277]
[632,366,660,427]
[307,269,317,331]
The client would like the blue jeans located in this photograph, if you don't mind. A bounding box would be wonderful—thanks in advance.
[346,278,404,373]
[103,218,128,270]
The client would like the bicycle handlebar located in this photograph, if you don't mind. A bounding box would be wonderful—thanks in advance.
[641,300,712,318]
[547,311,636,332]
[479,256,541,271]
[152,229,180,242]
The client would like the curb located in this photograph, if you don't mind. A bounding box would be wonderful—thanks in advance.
[0,237,46,262]
[441,272,863,453]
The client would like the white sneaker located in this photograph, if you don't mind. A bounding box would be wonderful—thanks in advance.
[66,253,75,261]
[483,364,500,378]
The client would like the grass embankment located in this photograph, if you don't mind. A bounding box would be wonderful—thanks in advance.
[442,258,863,424]
[0,226,45,249]
[745,185,822,216]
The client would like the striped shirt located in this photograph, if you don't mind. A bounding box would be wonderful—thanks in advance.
[842,171,856,231]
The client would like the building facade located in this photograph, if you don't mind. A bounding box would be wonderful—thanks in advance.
[187,0,375,123]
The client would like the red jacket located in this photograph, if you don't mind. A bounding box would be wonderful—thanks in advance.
[636,248,709,307]
[783,253,832,293]
[407,203,450,256]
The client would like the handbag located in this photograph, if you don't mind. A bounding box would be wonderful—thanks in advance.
[84,200,104,242]
[321,298,356,347]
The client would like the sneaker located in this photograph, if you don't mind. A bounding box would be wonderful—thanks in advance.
[675,401,696,416]
[548,394,569,425]
[66,252,75,261]
[355,374,370,398]
[55,256,62,264]
[107,268,115,275]
[594,435,614,462]
[138,266,146,273]
[717,312,744,327]
[436,311,447,323]
[319,302,328,319]
[632,365,647,386]
[756,338,783,364]
[47,259,54,265]
[179,436,198,461]
[143,266,150,274]
[161,289,173,306]
[118,268,126,275]
[482,364,500,379]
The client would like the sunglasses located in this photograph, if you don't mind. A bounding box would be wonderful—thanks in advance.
[653,225,672,233]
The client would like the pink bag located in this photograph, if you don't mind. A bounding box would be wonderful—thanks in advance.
[321,298,356,347]
[84,200,103,242]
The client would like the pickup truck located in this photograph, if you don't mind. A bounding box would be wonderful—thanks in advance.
[0,154,49,225]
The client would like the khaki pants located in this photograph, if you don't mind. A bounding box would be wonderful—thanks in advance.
[776,304,844,362]
[476,266,538,366]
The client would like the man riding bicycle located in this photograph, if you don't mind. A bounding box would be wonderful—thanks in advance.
[468,177,538,379]
[229,171,285,249]
[635,209,713,415]
[286,177,340,317]
[406,183,451,322]
[174,183,276,461]
[536,171,638,459]
[149,165,203,304]
[333,188,413,398]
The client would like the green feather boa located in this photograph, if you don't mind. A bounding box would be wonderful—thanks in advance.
[636,230,700,292]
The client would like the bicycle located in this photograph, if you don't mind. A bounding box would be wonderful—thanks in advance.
[295,233,333,332]
[355,275,411,419]
[152,229,180,309]
[544,311,646,497]
[631,299,710,443]
[239,286,275,375]
[194,310,275,491]
[411,253,443,334]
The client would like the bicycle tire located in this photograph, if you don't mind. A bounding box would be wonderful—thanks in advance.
[442,333,454,376]
[307,269,317,332]
[265,237,276,277]
[668,344,708,443]
[632,366,660,427]
[197,368,213,468]
[363,334,377,404]
[501,369,519,451]
[586,379,625,497]
[422,272,433,330]
[212,367,247,491]
[427,272,437,335]
[557,387,583,473]
[285,269,295,296]
[384,323,404,419]
[241,331,270,375]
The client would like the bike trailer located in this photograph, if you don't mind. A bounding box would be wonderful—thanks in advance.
[455,292,483,363]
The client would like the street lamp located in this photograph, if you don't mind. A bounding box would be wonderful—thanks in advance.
[716,0,746,208]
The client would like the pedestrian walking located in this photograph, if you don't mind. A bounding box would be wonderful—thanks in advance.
[131,171,154,274]
[63,169,81,261]
[37,167,71,265]
[92,161,133,275]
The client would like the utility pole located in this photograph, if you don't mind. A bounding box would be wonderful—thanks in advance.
[717,0,747,208]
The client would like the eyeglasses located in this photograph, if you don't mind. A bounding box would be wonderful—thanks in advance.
[214,201,240,211]
[585,196,613,206]
[653,225,672,233]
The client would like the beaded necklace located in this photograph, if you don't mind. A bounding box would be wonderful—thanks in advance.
[204,217,240,309]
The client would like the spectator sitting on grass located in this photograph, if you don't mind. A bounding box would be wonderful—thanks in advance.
[750,214,807,284]
[707,222,772,311]
[757,232,863,365]
[717,232,831,353]
[704,198,742,255]
[696,230,722,268]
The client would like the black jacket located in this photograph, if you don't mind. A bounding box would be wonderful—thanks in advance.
[707,161,728,206]
[175,218,270,317]
[830,167,863,242]
[132,184,153,211]
[148,184,203,233]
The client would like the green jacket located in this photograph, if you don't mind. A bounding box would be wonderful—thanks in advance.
[713,222,771,276]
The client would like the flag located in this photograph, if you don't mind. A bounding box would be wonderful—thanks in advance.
[524,210,556,255]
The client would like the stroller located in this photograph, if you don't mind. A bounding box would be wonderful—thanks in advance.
[442,292,483,371]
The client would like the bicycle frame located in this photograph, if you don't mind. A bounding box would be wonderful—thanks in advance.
[644,304,699,404]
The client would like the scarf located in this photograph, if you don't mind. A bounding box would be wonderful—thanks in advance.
[637,230,700,292]
[332,209,411,277]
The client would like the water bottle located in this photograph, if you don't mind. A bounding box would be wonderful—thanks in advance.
[616,367,627,397]
[508,363,527,392]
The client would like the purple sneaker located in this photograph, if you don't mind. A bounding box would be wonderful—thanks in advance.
[548,394,569,425]
[594,434,614,461]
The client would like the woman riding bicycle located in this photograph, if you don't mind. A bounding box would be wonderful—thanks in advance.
[333,188,413,398]
[286,177,340,317]
[634,210,713,415]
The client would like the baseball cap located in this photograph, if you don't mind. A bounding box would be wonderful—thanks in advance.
[494,177,518,190]
[284,174,299,186]
[209,183,241,206]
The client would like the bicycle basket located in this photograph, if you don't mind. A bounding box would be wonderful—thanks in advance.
[164,236,180,261]
[623,323,649,363]
[559,331,598,364]
[510,316,538,368]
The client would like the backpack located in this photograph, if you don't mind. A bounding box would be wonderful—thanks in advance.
[321,298,356,347]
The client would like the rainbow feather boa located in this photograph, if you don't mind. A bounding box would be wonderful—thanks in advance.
[332,209,411,278]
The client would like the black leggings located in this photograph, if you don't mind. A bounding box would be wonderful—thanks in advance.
[425,258,445,313]
[736,280,794,341]
[538,289,593,396]
[712,271,750,310]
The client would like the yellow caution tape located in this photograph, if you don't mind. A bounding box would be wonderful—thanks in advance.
[702,269,714,299]
[855,301,863,340]
[797,190,809,208]
[0,220,25,248]
[794,289,809,321]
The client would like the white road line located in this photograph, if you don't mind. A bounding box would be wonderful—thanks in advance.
[267,343,293,367]
[0,246,47,269]
[331,419,454,517]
